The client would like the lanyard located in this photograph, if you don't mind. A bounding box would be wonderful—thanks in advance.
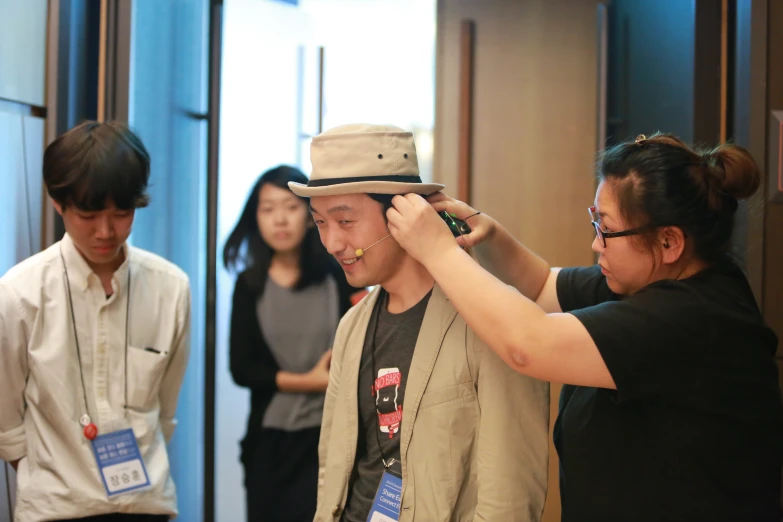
[369,289,397,471]
[59,245,130,440]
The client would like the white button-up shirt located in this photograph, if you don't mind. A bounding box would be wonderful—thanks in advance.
[0,234,191,522]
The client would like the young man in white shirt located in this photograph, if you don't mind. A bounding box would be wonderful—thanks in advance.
[0,121,191,522]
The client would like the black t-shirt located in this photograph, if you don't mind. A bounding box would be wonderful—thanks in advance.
[341,289,432,522]
[554,259,783,522]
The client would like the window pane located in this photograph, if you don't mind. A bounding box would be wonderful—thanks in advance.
[0,113,44,276]
[0,0,47,107]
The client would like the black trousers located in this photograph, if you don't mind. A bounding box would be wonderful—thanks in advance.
[58,513,169,522]
[243,426,320,522]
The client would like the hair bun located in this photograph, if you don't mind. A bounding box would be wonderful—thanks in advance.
[702,144,761,202]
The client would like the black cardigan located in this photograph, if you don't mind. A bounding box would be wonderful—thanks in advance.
[229,262,356,458]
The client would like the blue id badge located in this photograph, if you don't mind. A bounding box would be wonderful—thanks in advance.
[366,470,403,522]
[90,428,151,496]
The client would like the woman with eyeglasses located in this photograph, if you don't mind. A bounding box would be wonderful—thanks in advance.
[385,133,783,522]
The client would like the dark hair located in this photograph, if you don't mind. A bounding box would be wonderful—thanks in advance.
[597,132,761,264]
[222,165,333,291]
[43,120,151,210]
[368,193,394,220]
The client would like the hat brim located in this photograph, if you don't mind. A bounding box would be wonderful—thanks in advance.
[288,180,445,197]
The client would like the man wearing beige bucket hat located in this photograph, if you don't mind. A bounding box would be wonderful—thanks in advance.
[291,123,549,522]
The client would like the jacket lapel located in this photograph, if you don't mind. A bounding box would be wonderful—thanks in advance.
[340,286,382,481]
[400,285,457,471]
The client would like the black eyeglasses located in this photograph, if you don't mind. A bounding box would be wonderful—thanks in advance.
[589,206,643,248]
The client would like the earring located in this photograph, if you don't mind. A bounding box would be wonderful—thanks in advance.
[663,241,670,249]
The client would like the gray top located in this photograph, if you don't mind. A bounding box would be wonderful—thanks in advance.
[342,288,432,522]
[258,274,339,431]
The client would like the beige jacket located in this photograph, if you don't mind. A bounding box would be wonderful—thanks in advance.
[316,285,550,522]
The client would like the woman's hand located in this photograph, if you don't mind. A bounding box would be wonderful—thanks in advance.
[306,350,333,392]
[427,192,496,248]
[387,193,460,268]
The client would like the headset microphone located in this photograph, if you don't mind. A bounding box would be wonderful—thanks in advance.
[355,234,392,258]
[354,211,471,258]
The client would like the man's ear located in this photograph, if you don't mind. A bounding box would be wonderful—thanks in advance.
[51,199,64,216]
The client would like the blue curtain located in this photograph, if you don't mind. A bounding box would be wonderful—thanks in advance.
[127,2,209,521]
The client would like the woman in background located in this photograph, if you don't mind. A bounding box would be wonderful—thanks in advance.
[223,165,361,522]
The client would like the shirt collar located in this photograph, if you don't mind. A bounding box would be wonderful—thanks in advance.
[60,233,131,293]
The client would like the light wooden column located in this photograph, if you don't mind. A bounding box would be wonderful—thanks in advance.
[458,20,475,204]
[435,2,603,521]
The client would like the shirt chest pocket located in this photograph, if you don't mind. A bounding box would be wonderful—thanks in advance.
[127,345,169,409]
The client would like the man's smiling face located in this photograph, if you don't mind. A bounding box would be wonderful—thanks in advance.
[309,193,407,288]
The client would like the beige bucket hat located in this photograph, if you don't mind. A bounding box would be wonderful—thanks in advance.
[288,123,445,197]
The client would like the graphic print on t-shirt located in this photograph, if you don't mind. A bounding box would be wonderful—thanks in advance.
[373,368,403,438]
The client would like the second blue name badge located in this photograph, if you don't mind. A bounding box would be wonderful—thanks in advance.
[90,428,151,497]
[366,470,403,522]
